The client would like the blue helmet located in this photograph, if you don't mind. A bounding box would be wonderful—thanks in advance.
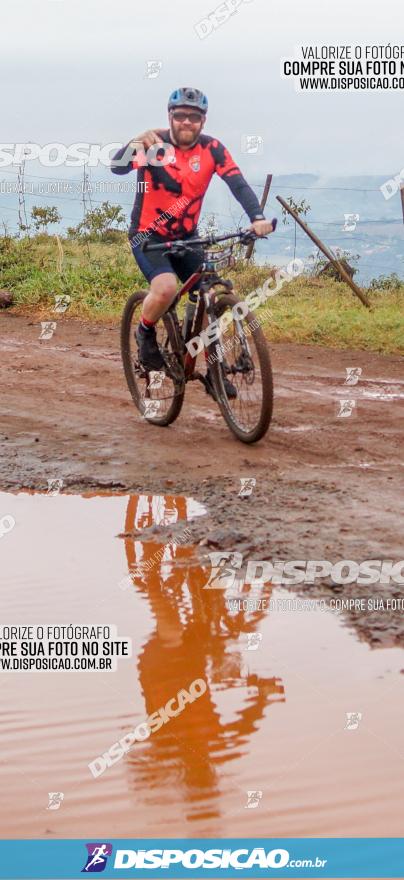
[168,87,208,114]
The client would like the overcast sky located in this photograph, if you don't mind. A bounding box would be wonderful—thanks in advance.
[1,0,403,177]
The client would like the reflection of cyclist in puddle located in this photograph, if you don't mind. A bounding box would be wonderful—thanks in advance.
[123,494,284,820]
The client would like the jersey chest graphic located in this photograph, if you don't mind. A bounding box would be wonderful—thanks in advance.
[188,154,201,172]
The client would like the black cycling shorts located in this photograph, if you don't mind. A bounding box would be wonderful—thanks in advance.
[130,232,204,292]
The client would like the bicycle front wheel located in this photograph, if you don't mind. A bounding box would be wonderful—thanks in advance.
[120,290,185,427]
[207,293,273,443]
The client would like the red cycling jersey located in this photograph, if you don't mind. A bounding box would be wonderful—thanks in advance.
[111,129,263,242]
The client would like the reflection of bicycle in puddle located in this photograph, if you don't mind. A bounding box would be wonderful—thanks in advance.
[121,493,285,824]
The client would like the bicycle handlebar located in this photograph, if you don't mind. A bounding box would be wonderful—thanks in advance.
[141,219,277,253]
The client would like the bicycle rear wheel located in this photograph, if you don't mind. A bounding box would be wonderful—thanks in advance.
[120,291,185,426]
[207,293,273,443]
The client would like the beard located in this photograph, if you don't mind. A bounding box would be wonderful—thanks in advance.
[170,123,201,149]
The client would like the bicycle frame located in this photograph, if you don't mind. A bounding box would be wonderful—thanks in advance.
[167,266,233,380]
[141,224,275,382]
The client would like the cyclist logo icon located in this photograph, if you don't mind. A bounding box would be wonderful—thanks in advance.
[344,367,362,385]
[143,400,161,418]
[82,843,113,873]
[204,551,243,590]
[337,399,356,418]
[46,792,64,810]
[245,790,263,809]
[148,372,164,390]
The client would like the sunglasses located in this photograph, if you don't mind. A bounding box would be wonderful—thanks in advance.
[171,111,204,123]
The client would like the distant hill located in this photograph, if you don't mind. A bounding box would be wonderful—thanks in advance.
[1,170,403,283]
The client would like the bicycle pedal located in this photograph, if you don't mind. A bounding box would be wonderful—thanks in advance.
[135,362,148,379]
[162,354,185,385]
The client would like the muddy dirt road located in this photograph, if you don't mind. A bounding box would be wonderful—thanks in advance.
[1,313,403,645]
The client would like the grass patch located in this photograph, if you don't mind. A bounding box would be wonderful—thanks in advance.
[255,276,404,355]
[0,235,143,318]
[1,236,403,354]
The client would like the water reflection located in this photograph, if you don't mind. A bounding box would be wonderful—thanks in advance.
[122,494,284,822]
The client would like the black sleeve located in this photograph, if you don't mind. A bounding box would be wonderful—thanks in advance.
[211,140,264,222]
[223,173,264,222]
[110,142,136,175]
[110,130,170,175]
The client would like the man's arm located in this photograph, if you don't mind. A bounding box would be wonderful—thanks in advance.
[110,142,136,175]
[110,129,167,175]
[210,139,265,222]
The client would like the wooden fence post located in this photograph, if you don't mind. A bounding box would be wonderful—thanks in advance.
[276,195,370,308]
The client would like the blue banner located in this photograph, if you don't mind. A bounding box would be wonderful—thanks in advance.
[0,838,404,878]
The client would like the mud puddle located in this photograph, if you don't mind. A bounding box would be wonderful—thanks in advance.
[1,490,404,840]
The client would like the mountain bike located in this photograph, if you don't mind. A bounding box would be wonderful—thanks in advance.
[121,228,275,444]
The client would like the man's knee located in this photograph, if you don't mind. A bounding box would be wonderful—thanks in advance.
[151,274,177,300]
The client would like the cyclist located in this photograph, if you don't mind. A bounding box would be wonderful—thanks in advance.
[111,87,275,386]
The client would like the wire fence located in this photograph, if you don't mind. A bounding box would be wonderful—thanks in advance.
[1,166,403,281]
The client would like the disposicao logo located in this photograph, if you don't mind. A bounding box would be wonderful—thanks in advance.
[80,845,327,873]
[112,847,292,870]
[82,843,113,872]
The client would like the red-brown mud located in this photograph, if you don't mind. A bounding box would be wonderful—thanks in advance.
[1,313,403,646]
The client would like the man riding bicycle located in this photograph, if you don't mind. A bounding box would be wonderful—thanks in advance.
[111,87,274,391]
